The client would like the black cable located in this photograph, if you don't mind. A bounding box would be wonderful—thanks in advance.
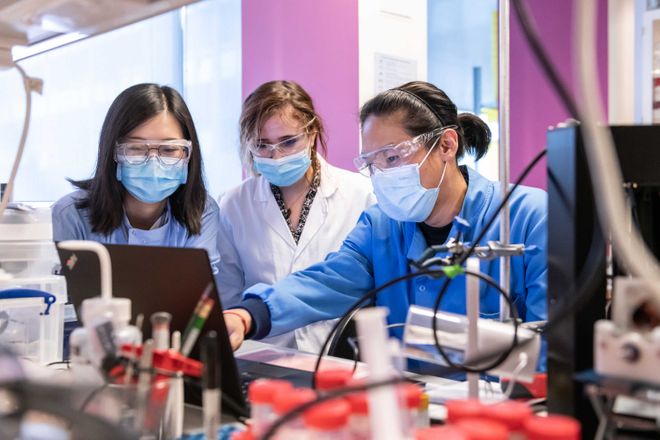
[431,269,519,373]
[346,323,407,374]
[312,269,446,389]
[261,376,406,440]
[457,148,547,267]
[511,0,580,119]
[508,0,609,347]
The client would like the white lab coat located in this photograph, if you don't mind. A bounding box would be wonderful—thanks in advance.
[217,157,376,353]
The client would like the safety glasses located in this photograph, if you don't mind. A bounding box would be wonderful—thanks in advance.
[353,126,456,176]
[115,139,192,167]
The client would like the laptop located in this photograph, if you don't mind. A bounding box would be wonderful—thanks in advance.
[56,243,313,418]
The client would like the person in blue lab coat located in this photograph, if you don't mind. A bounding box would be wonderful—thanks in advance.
[52,83,220,275]
[223,81,547,366]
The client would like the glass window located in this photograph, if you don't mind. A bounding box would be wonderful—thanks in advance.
[0,0,242,202]
[427,0,499,180]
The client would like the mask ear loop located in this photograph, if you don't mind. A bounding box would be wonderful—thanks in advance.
[417,137,448,190]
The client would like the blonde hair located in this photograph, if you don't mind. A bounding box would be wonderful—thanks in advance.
[239,80,327,173]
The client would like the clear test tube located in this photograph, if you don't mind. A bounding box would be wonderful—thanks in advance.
[398,382,423,437]
[247,379,293,438]
[483,401,533,439]
[523,415,581,440]
[345,391,370,440]
[272,387,316,440]
[150,312,172,351]
[303,398,351,440]
[314,368,353,394]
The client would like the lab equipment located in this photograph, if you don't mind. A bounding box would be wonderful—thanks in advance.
[546,124,660,436]
[402,304,541,382]
[0,204,66,364]
[151,311,172,351]
[398,383,423,438]
[594,277,660,386]
[346,391,370,439]
[272,387,316,439]
[453,418,509,440]
[181,282,214,357]
[0,288,63,364]
[202,331,220,440]
[354,307,404,440]
[248,379,294,437]
[314,368,353,393]
[302,399,351,439]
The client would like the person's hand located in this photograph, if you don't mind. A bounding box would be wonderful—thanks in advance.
[223,309,252,351]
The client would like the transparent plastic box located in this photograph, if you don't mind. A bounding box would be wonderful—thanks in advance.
[0,289,64,364]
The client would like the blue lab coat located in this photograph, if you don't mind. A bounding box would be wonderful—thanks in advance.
[241,167,547,346]
[51,190,221,276]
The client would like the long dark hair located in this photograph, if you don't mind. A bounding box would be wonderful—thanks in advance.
[359,81,491,160]
[72,83,207,235]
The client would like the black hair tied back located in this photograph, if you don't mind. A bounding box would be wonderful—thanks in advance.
[457,113,491,161]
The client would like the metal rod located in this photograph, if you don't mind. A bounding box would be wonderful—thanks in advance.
[467,258,480,399]
[498,0,512,321]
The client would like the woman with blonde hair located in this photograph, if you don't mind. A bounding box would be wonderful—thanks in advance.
[217,80,375,352]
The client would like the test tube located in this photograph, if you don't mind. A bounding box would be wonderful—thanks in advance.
[150,312,172,351]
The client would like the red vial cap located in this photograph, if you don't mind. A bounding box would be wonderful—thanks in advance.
[524,415,581,440]
[346,391,369,414]
[230,430,254,440]
[247,379,293,405]
[303,399,351,431]
[315,368,353,391]
[399,383,423,408]
[483,401,533,431]
[273,388,316,415]
[416,426,468,440]
[454,418,509,440]
[445,399,485,423]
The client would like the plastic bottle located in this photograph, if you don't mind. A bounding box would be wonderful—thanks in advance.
[69,297,140,380]
[272,387,316,440]
[483,401,533,439]
[454,418,510,440]
[417,392,430,429]
[399,382,423,437]
[303,398,351,440]
[523,415,581,440]
[247,379,294,438]
[346,391,370,440]
[416,426,467,440]
[314,368,353,393]
[445,399,485,423]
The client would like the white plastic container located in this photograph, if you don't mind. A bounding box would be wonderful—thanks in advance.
[0,288,64,364]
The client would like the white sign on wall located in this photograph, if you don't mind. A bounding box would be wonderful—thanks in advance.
[374,53,417,93]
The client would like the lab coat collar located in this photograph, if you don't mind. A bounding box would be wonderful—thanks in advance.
[405,166,493,262]
[252,155,338,250]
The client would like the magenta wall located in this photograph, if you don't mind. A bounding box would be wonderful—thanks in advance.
[510,0,609,189]
[241,0,359,170]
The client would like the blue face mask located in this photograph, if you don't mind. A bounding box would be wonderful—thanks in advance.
[253,149,311,187]
[370,141,447,222]
[116,159,187,204]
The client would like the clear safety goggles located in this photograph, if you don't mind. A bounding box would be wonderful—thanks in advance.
[353,126,457,177]
[248,132,313,159]
[115,139,192,167]
[248,116,317,159]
